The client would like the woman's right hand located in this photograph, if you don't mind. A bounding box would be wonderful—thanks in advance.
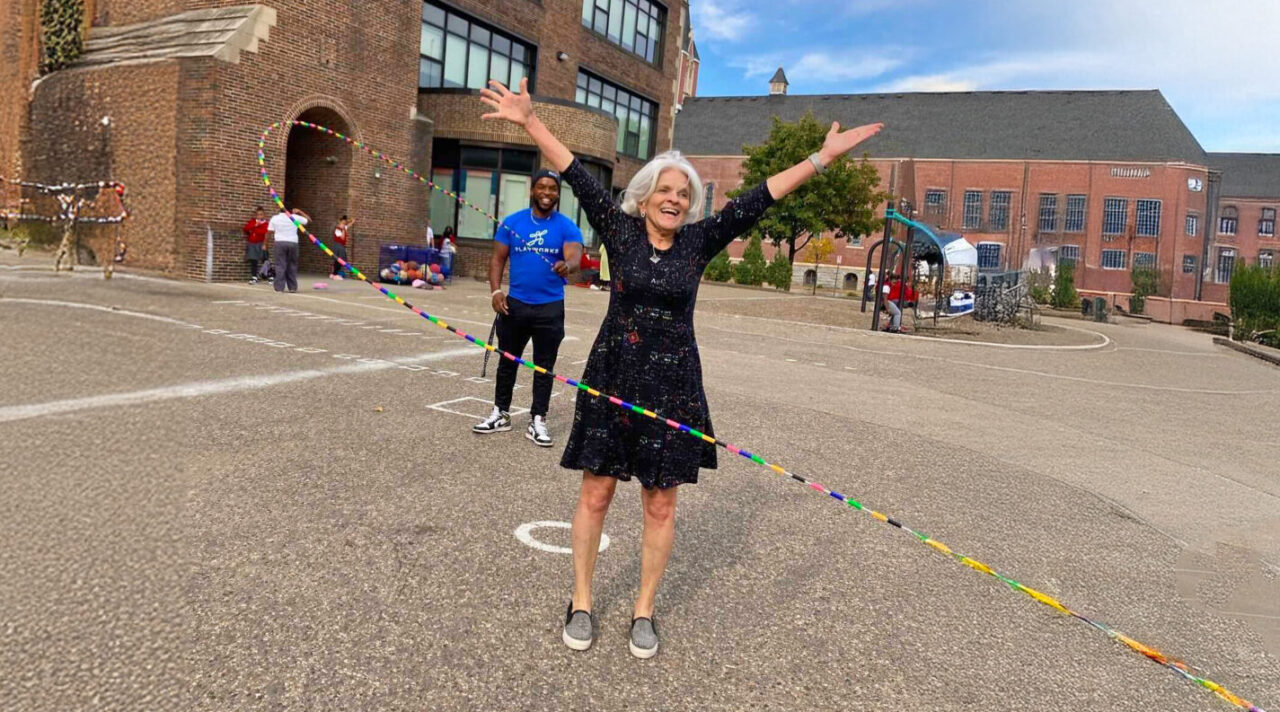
[491,290,509,315]
[480,79,533,127]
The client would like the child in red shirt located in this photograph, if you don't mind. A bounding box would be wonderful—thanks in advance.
[330,215,354,279]
[243,207,269,283]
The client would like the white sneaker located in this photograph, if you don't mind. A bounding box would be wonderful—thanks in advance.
[472,406,511,434]
[526,415,553,447]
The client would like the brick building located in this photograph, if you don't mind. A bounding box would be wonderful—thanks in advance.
[1207,153,1280,284]
[675,74,1262,305]
[1,0,691,280]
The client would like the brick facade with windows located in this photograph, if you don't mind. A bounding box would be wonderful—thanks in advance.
[676,83,1232,304]
[2,0,688,281]
[1208,153,1280,297]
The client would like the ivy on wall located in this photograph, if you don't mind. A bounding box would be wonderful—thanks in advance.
[40,0,86,74]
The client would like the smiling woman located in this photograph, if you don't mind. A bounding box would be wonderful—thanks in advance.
[478,76,883,659]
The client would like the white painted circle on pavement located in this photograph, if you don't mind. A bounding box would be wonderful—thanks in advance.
[515,520,609,555]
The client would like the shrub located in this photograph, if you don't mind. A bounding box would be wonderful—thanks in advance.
[1129,266,1160,314]
[1229,265,1280,346]
[704,249,732,282]
[732,234,767,286]
[1051,261,1080,309]
[764,250,792,290]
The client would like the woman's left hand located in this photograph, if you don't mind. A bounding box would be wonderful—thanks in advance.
[818,122,884,164]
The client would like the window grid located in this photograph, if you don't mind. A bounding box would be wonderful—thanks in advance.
[988,191,1011,231]
[1064,194,1086,232]
[1059,245,1080,265]
[923,189,947,218]
[581,0,665,64]
[1260,250,1275,269]
[1103,198,1128,235]
[1216,248,1235,283]
[576,71,657,159]
[703,182,715,218]
[1136,199,1161,237]
[1220,206,1238,235]
[976,242,1001,270]
[1186,214,1199,236]
[1260,208,1276,237]
[1182,254,1197,274]
[1133,252,1156,268]
[1038,194,1058,232]
[963,190,983,230]
[1101,249,1127,270]
[420,2,534,92]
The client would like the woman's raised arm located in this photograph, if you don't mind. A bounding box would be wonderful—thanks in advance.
[480,78,574,172]
[765,122,883,200]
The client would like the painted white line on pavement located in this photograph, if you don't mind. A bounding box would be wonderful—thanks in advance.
[0,297,200,328]
[0,348,477,424]
[220,284,499,328]
[515,520,609,555]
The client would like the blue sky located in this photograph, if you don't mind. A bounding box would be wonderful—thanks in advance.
[690,0,1280,152]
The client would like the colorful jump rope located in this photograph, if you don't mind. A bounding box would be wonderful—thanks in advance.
[257,120,1265,711]
[1,178,130,224]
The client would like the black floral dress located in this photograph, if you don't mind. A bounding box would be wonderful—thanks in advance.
[559,159,775,489]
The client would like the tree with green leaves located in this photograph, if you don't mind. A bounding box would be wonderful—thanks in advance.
[704,249,732,282]
[1051,261,1080,309]
[729,112,888,263]
[732,234,767,286]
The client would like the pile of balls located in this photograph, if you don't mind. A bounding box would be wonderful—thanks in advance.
[380,260,445,289]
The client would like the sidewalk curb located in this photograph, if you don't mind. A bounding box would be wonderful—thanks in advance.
[1214,337,1280,367]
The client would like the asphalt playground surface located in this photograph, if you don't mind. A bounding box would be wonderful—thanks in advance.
[2,257,1278,711]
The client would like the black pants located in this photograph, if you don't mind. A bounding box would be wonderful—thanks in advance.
[330,242,348,275]
[248,257,262,279]
[494,297,565,418]
[273,242,299,292]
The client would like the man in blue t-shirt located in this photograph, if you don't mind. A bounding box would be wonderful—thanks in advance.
[474,168,583,447]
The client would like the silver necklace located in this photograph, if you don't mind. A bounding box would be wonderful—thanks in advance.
[650,243,661,264]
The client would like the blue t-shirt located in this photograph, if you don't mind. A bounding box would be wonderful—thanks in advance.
[496,208,583,305]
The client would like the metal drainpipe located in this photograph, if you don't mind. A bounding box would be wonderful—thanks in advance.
[1195,170,1221,301]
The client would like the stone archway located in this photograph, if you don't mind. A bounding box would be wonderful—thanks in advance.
[285,106,354,275]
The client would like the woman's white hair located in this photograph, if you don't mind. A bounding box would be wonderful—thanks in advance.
[620,150,704,226]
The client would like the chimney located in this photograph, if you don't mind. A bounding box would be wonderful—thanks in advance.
[769,67,789,96]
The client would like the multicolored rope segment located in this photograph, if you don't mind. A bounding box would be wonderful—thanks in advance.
[256,122,1266,712]
[256,121,563,275]
[1,177,130,224]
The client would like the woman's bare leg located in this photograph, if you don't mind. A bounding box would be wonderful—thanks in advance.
[634,485,677,619]
[570,470,617,611]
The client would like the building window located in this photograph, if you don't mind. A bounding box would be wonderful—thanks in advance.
[976,242,1001,270]
[703,181,715,218]
[1260,250,1275,269]
[1186,213,1199,236]
[1064,194,1086,232]
[1038,194,1057,232]
[1101,249,1127,270]
[1219,205,1238,235]
[1103,198,1128,235]
[1260,207,1276,237]
[429,140,537,239]
[1059,245,1080,265]
[558,159,613,247]
[923,189,947,219]
[988,191,1011,231]
[1133,252,1156,268]
[963,190,983,230]
[576,71,657,159]
[420,2,535,91]
[1182,254,1197,274]
[1135,199,1161,237]
[581,0,666,64]
[1216,248,1236,282]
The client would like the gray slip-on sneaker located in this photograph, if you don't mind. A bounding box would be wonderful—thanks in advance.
[563,603,594,651]
[629,616,658,659]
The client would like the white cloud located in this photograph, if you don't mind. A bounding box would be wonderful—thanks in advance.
[692,0,754,42]
[792,52,905,82]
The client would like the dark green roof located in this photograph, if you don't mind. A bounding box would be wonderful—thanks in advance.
[1209,153,1280,199]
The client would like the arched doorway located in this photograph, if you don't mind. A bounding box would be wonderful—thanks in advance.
[803,269,817,287]
[843,272,858,290]
[285,107,354,275]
